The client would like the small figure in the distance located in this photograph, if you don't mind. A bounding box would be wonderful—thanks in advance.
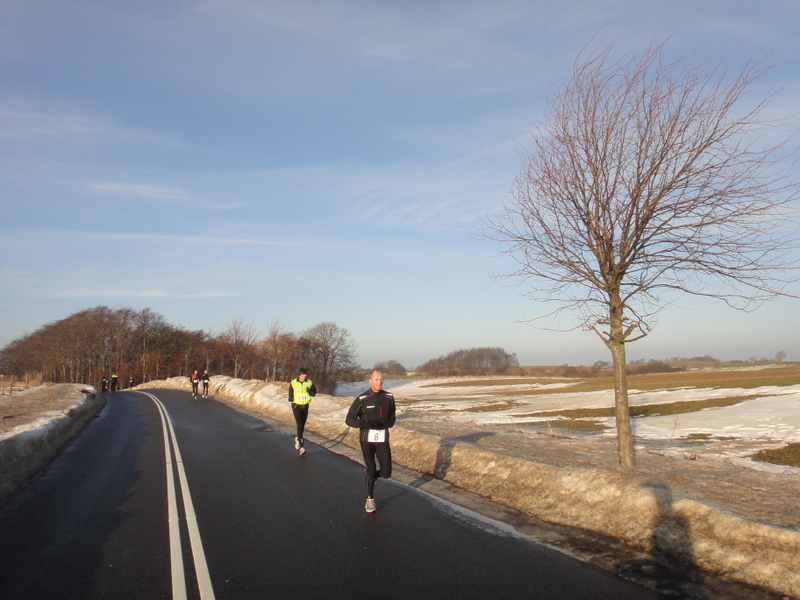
[288,368,317,456]
[200,369,211,399]
[190,370,200,399]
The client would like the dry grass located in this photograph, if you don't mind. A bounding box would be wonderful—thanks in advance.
[512,394,766,420]
[751,443,800,467]
[422,365,800,396]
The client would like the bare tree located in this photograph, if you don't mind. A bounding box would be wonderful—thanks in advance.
[417,347,518,377]
[259,319,296,382]
[373,360,408,376]
[482,38,799,468]
[220,317,259,379]
[299,322,359,394]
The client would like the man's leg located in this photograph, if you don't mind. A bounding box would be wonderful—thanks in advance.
[360,442,379,497]
[292,404,309,448]
[374,441,392,480]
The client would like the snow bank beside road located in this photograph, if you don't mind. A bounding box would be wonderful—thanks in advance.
[0,385,104,504]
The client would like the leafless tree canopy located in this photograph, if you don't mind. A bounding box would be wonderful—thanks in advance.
[486,38,799,343]
[0,307,358,392]
[482,37,799,467]
[300,322,360,394]
[373,360,407,376]
[417,347,519,377]
[220,317,259,379]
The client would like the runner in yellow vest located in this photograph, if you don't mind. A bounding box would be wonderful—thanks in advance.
[288,368,317,456]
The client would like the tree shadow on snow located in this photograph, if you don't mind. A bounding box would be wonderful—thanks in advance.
[616,482,709,599]
[431,432,496,479]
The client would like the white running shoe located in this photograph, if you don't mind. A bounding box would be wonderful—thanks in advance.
[299,447,307,456]
[365,497,376,513]
[294,437,301,450]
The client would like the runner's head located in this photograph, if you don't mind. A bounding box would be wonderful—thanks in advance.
[368,371,383,393]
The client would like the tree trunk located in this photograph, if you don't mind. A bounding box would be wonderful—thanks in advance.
[606,288,636,468]
[609,338,635,468]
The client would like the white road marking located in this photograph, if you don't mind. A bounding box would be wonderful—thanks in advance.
[142,392,216,600]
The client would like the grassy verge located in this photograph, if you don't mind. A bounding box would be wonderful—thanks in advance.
[422,365,800,396]
[511,394,763,420]
[751,443,800,467]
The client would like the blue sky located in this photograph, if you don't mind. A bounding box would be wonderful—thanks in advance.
[2,0,800,369]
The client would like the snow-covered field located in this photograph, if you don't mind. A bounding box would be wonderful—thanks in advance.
[337,378,800,473]
[7,377,800,477]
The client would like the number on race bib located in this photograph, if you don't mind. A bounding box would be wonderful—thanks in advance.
[367,429,386,443]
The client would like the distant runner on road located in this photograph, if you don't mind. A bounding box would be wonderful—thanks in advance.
[288,368,317,456]
[200,370,211,398]
[189,370,200,399]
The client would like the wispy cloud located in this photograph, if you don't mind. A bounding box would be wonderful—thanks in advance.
[51,288,234,299]
[87,232,311,247]
[89,182,193,201]
[0,102,182,149]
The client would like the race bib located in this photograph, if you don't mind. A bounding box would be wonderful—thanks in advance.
[367,429,386,443]
[297,393,309,402]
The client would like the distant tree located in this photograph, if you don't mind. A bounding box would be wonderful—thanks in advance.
[132,308,171,382]
[298,322,359,394]
[775,350,787,363]
[627,360,679,375]
[219,317,259,379]
[373,360,407,376]
[0,305,207,385]
[417,347,518,376]
[481,37,799,467]
[259,319,297,382]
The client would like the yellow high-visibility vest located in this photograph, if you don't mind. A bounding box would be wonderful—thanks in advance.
[291,379,314,404]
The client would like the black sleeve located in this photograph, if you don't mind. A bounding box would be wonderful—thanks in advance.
[288,383,294,402]
[370,394,395,429]
[386,396,396,428]
[309,383,317,397]
[345,397,363,428]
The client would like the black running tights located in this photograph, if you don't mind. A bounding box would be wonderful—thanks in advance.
[360,440,392,497]
[292,403,309,442]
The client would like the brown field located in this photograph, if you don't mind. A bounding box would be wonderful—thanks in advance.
[423,363,800,395]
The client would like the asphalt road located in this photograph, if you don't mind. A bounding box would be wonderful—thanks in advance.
[0,389,660,600]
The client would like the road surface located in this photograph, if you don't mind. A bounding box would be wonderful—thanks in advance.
[0,389,660,599]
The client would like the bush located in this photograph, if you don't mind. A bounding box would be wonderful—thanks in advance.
[417,347,518,377]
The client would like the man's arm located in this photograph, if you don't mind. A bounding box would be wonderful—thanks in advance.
[345,397,363,428]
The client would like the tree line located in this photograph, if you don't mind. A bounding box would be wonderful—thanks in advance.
[0,306,529,391]
[416,347,518,377]
[0,306,360,394]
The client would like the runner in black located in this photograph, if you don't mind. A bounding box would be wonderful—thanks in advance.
[200,370,211,398]
[345,370,396,512]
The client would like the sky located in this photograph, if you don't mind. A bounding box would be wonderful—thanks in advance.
[2,0,800,369]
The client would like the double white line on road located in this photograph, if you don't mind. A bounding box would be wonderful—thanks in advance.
[142,392,215,600]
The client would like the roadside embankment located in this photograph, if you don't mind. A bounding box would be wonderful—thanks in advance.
[0,384,105,504]
[141,376,800,599]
